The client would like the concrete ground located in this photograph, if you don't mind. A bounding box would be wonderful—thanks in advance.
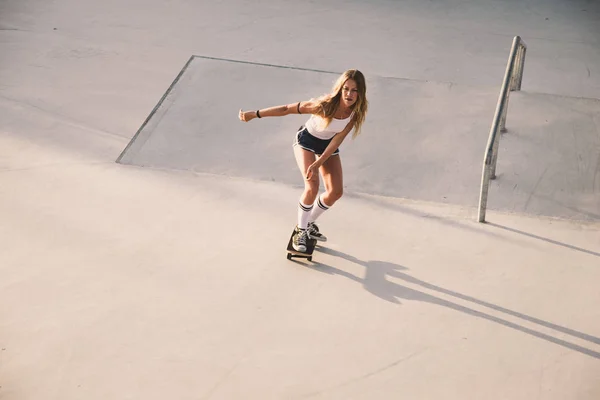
[1,0,599,399]
[117,56,600,220]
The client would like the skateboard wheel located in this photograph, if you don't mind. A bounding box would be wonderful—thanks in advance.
[307,256,312,261]
[286,253,292,260]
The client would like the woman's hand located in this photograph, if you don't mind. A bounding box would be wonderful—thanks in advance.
[305,161,321,180]
[238,109,256,122]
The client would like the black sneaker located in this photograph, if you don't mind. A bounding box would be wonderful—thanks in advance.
[292,226,309,253]
[308,222,327,242]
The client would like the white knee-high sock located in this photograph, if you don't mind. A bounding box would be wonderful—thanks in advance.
[309,194,331,223]
[298,201,313,229]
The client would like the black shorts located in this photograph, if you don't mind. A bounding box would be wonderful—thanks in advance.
[293,126,340,156]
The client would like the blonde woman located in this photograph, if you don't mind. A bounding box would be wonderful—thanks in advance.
[239,69,368,253]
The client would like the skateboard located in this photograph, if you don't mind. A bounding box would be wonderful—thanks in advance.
[286,228,317,261]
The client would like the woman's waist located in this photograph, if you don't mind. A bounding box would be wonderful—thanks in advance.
[300,125,335,141]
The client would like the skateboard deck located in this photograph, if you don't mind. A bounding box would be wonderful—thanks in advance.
[286,229,317,261]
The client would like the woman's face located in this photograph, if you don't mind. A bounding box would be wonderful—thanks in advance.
[340,79,358,108]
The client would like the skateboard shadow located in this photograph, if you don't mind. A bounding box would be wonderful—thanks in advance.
[308,246,600,359]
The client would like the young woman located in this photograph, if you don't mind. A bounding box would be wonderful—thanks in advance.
[238,69,368,253]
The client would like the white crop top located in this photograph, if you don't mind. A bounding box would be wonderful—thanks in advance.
[304,112,354,140]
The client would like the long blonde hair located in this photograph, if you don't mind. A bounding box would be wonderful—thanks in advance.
[313,69,368,138]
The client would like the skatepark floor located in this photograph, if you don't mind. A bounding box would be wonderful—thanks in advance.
[1,0,600,398]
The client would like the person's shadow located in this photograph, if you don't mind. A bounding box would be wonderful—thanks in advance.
[297,246,600,359]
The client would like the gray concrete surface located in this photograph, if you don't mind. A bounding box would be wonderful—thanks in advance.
[1,0,600,399]
[493,91,600,220]
[3,137,600,399]
[117,56,600,220]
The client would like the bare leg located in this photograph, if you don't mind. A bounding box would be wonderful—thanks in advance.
[319,154,343,206]
[294,146,320,205]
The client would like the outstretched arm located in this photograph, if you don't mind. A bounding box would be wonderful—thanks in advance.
[239,100,319,122]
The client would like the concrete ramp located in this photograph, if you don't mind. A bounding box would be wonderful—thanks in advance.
[492,92,600,220]
[117,56,600,220]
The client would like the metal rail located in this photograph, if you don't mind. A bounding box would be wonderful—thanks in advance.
[478,36,527,222]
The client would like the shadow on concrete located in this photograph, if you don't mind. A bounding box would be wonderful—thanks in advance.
[532,194,600,221]
[345,192,521,244]
[487,223,600,257]
[306,246,600,359]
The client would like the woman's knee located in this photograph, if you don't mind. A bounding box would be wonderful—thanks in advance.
[304,180,320,198]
